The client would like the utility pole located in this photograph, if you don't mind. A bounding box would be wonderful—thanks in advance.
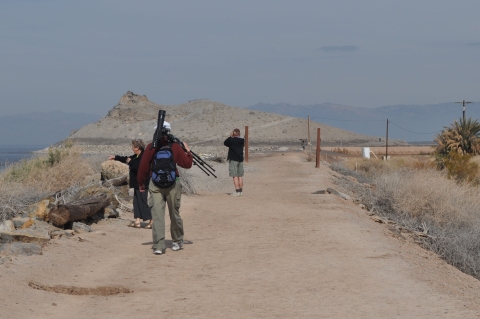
[244,126,249,163]
[455,100,472,122]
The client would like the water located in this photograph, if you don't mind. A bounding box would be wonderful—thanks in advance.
[0,145,48,170]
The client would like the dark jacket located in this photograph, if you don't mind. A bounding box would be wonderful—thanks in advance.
[137,141,193,188]
[224,136,244,162]
[114,150,145,189]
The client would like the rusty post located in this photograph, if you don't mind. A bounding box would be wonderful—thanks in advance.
[315,128,321,168]
[244,126,249,163]
[307,115,311,148]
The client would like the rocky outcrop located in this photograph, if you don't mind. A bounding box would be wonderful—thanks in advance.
[64,91,392,147]
[118,91,149,105]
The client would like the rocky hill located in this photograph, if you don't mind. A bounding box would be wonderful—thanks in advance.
[66,91,404,148]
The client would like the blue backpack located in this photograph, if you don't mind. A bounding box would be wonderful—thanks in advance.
[151,143,177,188]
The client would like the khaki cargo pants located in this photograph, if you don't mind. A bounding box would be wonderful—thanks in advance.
[148,179,184,251]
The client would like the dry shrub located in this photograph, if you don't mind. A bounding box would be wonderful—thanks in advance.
[443,152,479,184]
[2,146,94,192]
[331,147,350,154]
[0,147,96,221]
[0,182,47,221]
[373,169,479,224]
[343,157,435,177]
[304,150,314,162]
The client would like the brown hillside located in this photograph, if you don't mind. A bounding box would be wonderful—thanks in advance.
[68,91,404,147]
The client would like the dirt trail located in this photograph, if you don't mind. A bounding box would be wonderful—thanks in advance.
[2,152,480,318]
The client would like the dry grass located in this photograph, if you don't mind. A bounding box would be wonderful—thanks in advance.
[342,157,435,178]
[330,158,480,279]
[338,146,435,156]
[304,150,315,162]
[0,146,198,222]
[0,147,95,221]
[2,146,94,192]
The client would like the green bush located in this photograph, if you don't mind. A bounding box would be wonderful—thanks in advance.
[442,151,478,184]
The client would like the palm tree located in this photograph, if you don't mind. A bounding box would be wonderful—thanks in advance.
[434,117,480,156]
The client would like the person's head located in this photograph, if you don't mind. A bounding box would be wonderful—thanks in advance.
[153,121,172,133]
[131,139,145,154]
[163,121,171,132]
[233,128,240,137]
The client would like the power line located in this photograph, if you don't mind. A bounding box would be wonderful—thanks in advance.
[388,121,442,135]
[310,116,384,122]
[309,116,444,136]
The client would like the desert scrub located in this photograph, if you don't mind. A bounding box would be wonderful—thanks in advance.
[304,150,314,162]
[0,146,95,221]
[331,161,480,280]
[342,157,435,178]
[434,151,479,184]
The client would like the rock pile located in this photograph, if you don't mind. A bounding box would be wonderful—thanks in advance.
[0,173,127,260]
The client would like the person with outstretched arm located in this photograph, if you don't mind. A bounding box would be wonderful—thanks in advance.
[108,139,152,229]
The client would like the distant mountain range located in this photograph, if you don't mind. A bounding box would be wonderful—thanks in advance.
[0,111,101,145]
[247,102,480,142]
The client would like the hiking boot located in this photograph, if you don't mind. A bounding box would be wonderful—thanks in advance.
[230,192,241,196]
[153,248,166,255]
[172,240,184,251]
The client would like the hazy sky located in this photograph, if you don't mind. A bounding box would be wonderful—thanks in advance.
[1,1,480,116]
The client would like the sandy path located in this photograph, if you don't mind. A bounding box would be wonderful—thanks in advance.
[2,152,480,318]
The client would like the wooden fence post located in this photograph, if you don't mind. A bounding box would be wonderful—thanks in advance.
[244,126,249,163]
[315,128,321,168]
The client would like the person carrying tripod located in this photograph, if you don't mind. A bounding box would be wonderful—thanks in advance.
[137,121,193,255]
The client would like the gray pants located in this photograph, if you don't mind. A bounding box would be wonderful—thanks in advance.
[148,180,184,250]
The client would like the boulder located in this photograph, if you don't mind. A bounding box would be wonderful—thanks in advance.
[12,217,31,229]
[0,230,50,246]
[101,160,129,181]
[0,220,15,232]
[72,222,93,233]
[31,220,63,235]
[0,242,42,256]
[104,205,120,219]
[50,229,75,239]
[0,220,62,246]
[26,199,54,220]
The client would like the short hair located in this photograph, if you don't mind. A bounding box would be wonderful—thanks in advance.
[233,128,240,136]
[131,139,145,150]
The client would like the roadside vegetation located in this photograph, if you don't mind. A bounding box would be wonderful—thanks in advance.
[0,144,99,222]
[329,117,480,280]
[0,142,197,222]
